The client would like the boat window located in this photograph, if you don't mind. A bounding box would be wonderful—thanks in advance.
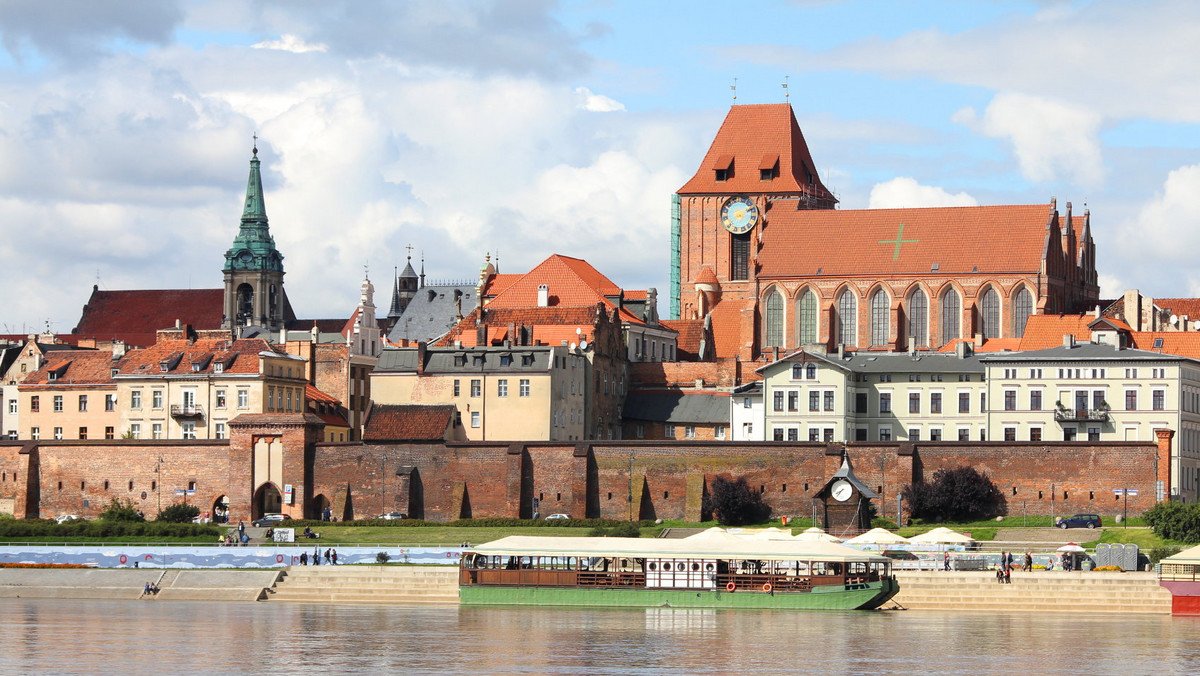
[691,562,700,572]
[663,562,672,572]
[648,562,658,571]
[704,562,714,572]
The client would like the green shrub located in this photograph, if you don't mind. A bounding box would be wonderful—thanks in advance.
[871,517,899,530]
[376,551,392,564]
[155,503,200,524]
[0,518,218,539]
[98,498,145,523]
[1144,502,1200,543]
[902,467,1006,523]
[1149,546,1183,565]
[703,475,772,526]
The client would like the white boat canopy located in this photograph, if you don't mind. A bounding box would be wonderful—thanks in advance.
[469,536,890,563]
[1161,544,1200,565]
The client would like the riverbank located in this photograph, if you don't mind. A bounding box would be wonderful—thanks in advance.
[0,566,1175,614]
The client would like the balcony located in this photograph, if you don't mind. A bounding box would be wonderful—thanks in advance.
[170,404,205,419]
[1053,405,1109,423]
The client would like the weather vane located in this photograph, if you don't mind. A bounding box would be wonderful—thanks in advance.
[731,77,737,101]
[783,75,789,101]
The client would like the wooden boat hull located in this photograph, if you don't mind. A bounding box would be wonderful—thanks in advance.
[460,578,899,610]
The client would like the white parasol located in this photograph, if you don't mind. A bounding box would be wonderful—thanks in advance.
[1056,543,1086,553]
[908,527,975,544]
[845,527,910,545]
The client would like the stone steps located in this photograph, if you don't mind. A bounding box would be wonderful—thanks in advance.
[267,565,459,604]
[891,571,1172,613]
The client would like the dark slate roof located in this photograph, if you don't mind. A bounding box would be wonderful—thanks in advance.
[72,287,224,347]
[374,345,553,374]
[760,349,986,375]
[387,284,477,343]
[623,391,729,424]
[362,404,455,441]
[980,342,1197,363]
[830,454,878,499]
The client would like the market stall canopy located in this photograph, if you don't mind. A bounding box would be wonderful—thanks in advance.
[908,527,975,544]
[846,528,910,545]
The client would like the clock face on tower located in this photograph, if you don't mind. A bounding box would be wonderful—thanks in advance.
[721,196,759,235]
[831,479,853,502]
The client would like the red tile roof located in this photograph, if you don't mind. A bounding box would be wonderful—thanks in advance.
[660,319,706,360]
[362,404,455,441]
[483,273,522,297]
[72,287,224,347]
[1016,314,1095,351]
[437,306,603,347]
[486,254,623,307]
[694,266,719,286]
[22,350,117,387]
[709,301,750,359]
[1129,332,1200,360]
[756,203,1068,278]
[678,103,835,204]
[116,337,278,376]
[1156,298,1200,321]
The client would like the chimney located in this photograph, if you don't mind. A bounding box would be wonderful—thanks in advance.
[111,340,126,359]
[416,341,427,374]
[537,284,549,307]
[1063,334,1076,348]
[955,340,970,359]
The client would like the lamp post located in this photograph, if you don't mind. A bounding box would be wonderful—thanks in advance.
[155,456,163,513]
[897,493,903,526]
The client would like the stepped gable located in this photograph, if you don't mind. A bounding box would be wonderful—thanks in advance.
[678,103,835,204]
[72,287,223,347]
[362,403,455,441]
[21,350,116,386]
[756,203,1068,279]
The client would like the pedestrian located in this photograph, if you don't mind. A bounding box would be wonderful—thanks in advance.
[300,551,308,566]
[314,547,321,565]
[238,520,245,538]
[1023,551,1033,572]
[331,549,338,565]
[324,548,332,565]
[1006,551,1014,573]
[943,551,950,571]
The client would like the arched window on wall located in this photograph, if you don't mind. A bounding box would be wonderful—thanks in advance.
[796,290,817,345]
[870,289,890,346]
[1013,287,1033,338]
[940,288,961,345]
[837,290,857,347]
[908,288,928,347]
[763,289,784,347]
[980,287,1001,339]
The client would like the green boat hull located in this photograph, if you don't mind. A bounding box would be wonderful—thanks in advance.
[460,579,899,610]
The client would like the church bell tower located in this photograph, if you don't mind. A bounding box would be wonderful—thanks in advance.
[222,142,294,334]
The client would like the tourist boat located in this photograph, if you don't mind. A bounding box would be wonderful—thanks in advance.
[1158,544,1200,614]
[458,535,899,610]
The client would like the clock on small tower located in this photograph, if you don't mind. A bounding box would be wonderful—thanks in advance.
[814,452,878,536]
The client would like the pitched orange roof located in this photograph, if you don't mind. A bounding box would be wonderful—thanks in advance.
[1129,332,1200,360]
[660,319,706,359]
[22,350,117,386]
[757,203,1060,278]
[694,266,719,285]
[72,288,223,347]
[678,103,834,204]
[305,383,341,405]
[436,306,603,347]
[1156,298,1200,321]
[487,254,622,308]
[709,301,750,359]
[1017,314,1095,351]
[483,273,522,298]
[116,338,278,376]
[362,404,455,441]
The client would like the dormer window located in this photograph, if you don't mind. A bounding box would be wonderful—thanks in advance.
[500,354,512,366]
[473,354,485,366]
[192,363,201,372]
[759,155,779,181]
[454,354,467,367]
[713,154,733,182]
[213,362,224,374]
[160,363,169,372]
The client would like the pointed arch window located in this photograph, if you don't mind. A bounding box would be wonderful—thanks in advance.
[870,290,890,346]
[908,288,928,347]
[837,290,857,347]
[796,290,817,345]
[940,288,961,345]
[763,289,784,347]
[980,287,1001,339]
[1013,287,1033,338]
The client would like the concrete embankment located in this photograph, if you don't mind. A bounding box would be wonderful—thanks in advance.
[0,568,281,601]
[891,570,1172,614]
[266,564,459,604]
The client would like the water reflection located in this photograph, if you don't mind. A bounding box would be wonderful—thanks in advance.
[2,600,1200,674]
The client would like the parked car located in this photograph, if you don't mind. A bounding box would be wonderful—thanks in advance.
[1058,513,1102,529]
[252,513,290,527]
[545,513,570,520]
[378,512,408,520]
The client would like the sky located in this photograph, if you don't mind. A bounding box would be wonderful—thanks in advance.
[4,0,1200,333]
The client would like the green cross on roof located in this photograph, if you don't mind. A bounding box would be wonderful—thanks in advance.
[879,223,918,260]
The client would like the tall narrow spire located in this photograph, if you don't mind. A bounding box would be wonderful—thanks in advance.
[224,142,283,274]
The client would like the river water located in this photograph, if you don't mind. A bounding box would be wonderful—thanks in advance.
[3,600,1200,674]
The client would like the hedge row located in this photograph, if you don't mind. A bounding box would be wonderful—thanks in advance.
[279,517,652,529]
[0,520,221,539]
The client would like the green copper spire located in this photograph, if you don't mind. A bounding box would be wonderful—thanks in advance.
[224,141,284,274]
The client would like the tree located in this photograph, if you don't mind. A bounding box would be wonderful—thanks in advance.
[902,467,1006,523]
[156,502,200,523]
[703,475,772,526]
[99,498,145,523]
[1144,501,1200,543]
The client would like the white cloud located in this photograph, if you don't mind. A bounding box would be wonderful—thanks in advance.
[867,177,978,209]
[253,34,328,54]
[953,93,1104,188]
[1116,164,1200,289]
[574,86,625,112]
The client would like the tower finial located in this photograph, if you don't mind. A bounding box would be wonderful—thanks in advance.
[405,243,414,260]
[252,132,258,156]
[782,75,789,101]
[731,77,737,101]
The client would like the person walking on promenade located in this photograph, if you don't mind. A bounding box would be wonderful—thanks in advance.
[943,551,951,571]
[313,547,321,565]
[331,549,338,565]
[238,521,245,538]
[300,551,308,566]
[324,548,332,565]
[1023,551,1033,572]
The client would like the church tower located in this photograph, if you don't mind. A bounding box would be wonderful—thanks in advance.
[222,143,295,333]
[387,254,420,325]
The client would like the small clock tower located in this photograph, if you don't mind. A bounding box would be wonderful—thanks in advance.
[814,452,877,536]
